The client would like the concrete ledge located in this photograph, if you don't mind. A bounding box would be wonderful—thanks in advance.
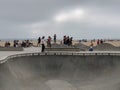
[1,51,120,64]
[0,47,23,51]
[45,48,80,51]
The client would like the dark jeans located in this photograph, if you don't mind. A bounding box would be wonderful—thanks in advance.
[41,44,45,52]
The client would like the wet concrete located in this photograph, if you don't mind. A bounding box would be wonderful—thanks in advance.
[0,55,120,90]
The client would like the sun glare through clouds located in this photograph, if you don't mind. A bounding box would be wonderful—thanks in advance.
[54,8,85,22]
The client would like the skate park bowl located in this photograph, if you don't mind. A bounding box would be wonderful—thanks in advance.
[0,52,120,90]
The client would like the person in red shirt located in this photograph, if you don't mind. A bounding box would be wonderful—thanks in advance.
[47,36,52,48]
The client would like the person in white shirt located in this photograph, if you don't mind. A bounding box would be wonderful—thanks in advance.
[41,36,45,52]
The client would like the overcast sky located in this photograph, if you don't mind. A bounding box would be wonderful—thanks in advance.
[0,0,120,40]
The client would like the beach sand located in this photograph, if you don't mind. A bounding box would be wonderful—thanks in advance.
[0,39,120,48]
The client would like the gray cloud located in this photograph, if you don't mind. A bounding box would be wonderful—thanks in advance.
[0,0,120,39]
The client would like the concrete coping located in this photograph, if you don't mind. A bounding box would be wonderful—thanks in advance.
[45,48,80,51]
[1,51,120,64]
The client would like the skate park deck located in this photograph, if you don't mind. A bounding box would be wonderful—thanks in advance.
[0,47,120,90]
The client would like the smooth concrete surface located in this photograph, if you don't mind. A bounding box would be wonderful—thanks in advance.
[0,47,41,61]
[0,54,120,90]
[0,47,23,51]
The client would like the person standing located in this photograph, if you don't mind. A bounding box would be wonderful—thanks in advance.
[89,41,94,51]
[41,36,45,52]
[47,36,52,48]
[100,39,103,44]
[97,39,100,45]
[54,34,56,43]
[69,37,73,46]
[37,37,41,47]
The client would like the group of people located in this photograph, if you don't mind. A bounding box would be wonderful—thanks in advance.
[37,35,56,52]
[4,40,33,47]
[3,36,106,52]
[5,42,11,47]
[37,36,46,52]
[37,34,74,52]
[13,40,33,47]
[63,35,73,46]
[89,39,104,51]
[37,36,51,49]
[97,39,104,45]
[37,34,57,47]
